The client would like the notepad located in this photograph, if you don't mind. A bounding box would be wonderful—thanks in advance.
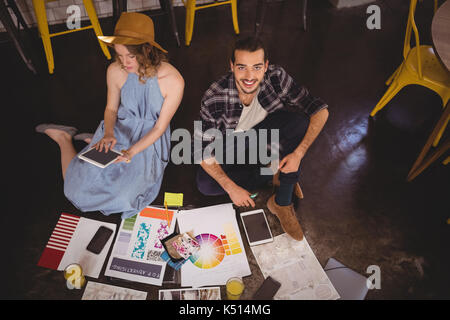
[164,192,183,207]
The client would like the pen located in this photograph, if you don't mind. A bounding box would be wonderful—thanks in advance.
[164,201,171,227]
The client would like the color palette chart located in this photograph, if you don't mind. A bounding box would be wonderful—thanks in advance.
[105,206,177,286]
[178,203,251,287]
[223,223,243,255]
[37,213,80,270]
[190,234,225,269]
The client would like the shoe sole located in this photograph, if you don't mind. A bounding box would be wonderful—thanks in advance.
[35,123,78,137]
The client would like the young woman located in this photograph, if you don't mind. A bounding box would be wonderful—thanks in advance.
[36,13,184,219]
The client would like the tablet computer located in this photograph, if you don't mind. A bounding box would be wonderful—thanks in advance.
[240,209,273,246]
[78,147,123,168]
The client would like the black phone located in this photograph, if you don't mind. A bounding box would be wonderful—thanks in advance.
[252,276,281,300]
[86,226,113,254]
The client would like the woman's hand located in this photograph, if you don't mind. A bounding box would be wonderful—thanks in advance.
[94,134,117,153]
[115,149,134,164]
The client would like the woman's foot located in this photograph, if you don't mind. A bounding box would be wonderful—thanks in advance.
[43,128,73,145]
[74,133,94,144]
[35,123,78,145]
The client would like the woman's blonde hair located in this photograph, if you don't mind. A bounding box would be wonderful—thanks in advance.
[115,43,167,83]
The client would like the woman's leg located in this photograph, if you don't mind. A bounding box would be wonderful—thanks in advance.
[43,128,77,179]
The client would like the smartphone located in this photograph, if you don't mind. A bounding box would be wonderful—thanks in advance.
[86,226,113,254]
[252,276,281,300]
[240,209,273,246]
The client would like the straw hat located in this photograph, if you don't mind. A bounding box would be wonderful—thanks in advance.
[98,12,167,53]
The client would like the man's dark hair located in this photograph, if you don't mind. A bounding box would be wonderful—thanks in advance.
[230,35,268,63]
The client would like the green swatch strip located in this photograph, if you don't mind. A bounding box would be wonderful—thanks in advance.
[122,215,137,231]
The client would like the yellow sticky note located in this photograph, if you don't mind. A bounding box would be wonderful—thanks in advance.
[164,192,183,207]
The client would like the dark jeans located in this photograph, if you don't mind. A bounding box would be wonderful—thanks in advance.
[196,111,310,196]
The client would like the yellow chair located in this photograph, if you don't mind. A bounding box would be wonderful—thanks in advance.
[370,0,450,146]
[32,0,111,74]
[182,0,239,46]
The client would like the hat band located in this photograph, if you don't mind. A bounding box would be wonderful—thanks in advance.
[115,29,153,43]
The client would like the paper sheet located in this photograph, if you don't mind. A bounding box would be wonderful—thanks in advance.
[164,192,184,207]
[82,281,147,300]
[37,213,116,278]
[177,203,251,287]
[104,206,177,286]
[251,233,340,300]
[159,287,221,300]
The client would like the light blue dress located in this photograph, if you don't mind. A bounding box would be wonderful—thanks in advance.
[64,73,170,219]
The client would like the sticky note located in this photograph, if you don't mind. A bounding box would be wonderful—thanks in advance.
[164,192,183,207]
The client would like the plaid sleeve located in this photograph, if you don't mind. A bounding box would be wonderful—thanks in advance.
[273,66,328,117]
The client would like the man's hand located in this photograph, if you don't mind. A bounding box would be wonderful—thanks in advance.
[227,184,256,208]
[279,151,303,174]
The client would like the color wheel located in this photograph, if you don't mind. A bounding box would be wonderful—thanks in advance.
[189,234,225,269]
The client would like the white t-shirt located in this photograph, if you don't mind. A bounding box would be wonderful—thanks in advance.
[234,90,268,132]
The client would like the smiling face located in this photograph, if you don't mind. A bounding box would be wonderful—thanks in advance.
[230,48,268,96]
[114,44,139,73]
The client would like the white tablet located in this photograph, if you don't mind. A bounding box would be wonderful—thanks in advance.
[78,147,123,168]
[240,209,273,246]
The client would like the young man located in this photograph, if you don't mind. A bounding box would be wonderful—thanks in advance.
[195,36,328,241]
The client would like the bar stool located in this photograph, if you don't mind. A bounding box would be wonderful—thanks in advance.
[0,0,37,73]
[112,0,181,47]
[32,0,111,74]
[182,0,239,46]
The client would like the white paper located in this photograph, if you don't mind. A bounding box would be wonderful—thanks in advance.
[251,233,340,300]
[177,203,251,287]
[82,281,147,300]
[104,206,177,286]
[57,218,116,278]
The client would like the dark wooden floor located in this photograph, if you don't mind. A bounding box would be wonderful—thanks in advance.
[2,0,449,300]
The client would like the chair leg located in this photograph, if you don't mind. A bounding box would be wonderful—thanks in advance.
[255,0,267,37]
[83,0,111,59]
[0,1,36,74]
[386,64,401,86]
[32,0,54,74]
[432,113,449,147]
[370,81,404,117]
[231,0,240,34]
[161,0,181,47]
[185,0,196,46]
[443,156,450,165]
[301,0,307,31]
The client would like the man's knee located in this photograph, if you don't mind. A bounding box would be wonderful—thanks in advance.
[196,167,226,196]
[282,112,309,140]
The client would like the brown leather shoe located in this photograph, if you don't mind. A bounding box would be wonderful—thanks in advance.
[266,194,304,241]
[273,172,304,199]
